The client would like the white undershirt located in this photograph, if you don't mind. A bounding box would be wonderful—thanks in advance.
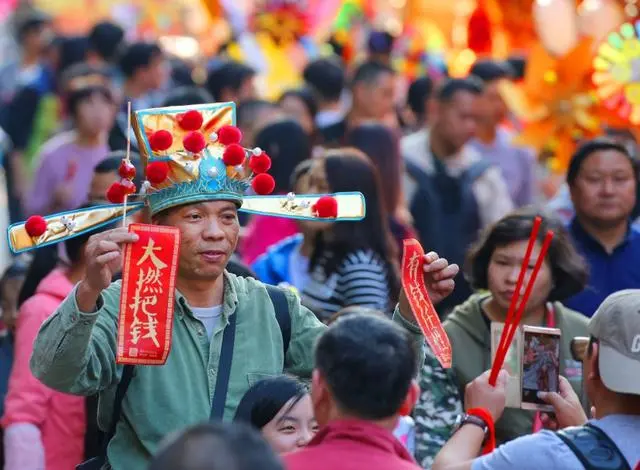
[190,305,223,340]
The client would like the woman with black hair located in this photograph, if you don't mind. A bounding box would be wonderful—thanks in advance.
[24,64,115,216]
[302,148,401,321]
[234,376,317,454]
[413,210,591,468]
[278,88,318,142]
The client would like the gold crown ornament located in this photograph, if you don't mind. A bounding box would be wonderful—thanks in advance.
[8,102,366,254]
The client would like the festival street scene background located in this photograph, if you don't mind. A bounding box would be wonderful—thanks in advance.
[0,0,639,469]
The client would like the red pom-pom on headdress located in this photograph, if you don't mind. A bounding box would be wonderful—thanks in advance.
[177,110,204,131]
[118,160,136,180]
[149,130,173,152]
[106,182,126,204]
[146,161,170,185]
[223,144,246,166]
[120,179,137,195]
[249,153,271,174]
[312,195,338,218]
[218,125,243,145]
[183,131,207,154]
[25,215,47,237]
[252,173,275,195]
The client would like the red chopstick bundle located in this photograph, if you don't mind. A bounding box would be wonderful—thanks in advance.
[489,216,554,387]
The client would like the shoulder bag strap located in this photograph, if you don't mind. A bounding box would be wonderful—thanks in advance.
[556,423,632,470]
[265,284,291,358]
[210,311,237,420]
[101,364,135,455]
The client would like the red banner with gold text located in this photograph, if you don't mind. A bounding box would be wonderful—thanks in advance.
[401,239,452,369]
[117,224,181,365]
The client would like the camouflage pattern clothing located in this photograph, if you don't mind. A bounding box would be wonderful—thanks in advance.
[413,345,462,469]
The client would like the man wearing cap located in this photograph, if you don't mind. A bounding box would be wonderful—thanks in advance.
[431,289,640,470]
[6,102,460,470]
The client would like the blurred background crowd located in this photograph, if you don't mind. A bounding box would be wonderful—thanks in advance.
[1,0,640,469]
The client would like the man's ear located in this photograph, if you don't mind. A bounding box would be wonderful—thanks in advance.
[398,380,420,416]
[427,99,440,125]
[587,342,601,381]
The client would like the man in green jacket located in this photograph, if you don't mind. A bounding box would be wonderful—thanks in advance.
[10,102,460,470]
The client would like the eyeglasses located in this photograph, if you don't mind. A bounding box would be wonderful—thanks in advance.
[570,336,590,362]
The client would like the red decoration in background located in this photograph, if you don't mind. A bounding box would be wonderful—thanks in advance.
[252,173,276,195]
[146,162,170,185]
[222,144,246,166]
[217,125,243,145]
[118,161,137,180]
[467,0,493,55]
[117,224,180,365]
[183,131,207,154]
[312,195,338,218]
[106,182,127,204]
[177,110,204,131]
[401,239,452,369]
[149,130,173,152]
[249,153,272,174]
[25,215,47,237]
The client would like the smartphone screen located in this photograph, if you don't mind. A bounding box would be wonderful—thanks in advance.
[521,326,561,412]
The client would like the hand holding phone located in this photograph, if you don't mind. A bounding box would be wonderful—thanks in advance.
[521,326,561,412]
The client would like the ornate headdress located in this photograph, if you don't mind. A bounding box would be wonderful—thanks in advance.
[7,102,366,254]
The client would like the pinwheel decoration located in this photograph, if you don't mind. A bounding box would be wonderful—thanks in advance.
[498,38,603,172]
[593,20,640,124]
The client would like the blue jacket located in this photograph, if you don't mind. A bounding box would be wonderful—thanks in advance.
[252,234,303,287]
[0,333,13,417]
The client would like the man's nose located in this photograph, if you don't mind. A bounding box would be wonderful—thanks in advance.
[202,218,224,238]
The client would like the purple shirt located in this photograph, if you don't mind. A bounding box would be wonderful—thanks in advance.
[469,127,536,207]
[25,132,109,216]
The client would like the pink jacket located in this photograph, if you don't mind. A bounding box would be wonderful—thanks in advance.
[1,269,86,470]
[241,215,300,265]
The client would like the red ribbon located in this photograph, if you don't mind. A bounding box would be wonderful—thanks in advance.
[117,224,181,365]
[401,239,452,369]
[467,407,496,455]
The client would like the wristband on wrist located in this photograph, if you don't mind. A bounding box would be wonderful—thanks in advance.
[467,407,496,455]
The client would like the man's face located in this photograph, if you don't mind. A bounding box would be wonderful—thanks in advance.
[158,201,240,281]
[89,170,119,203]
[433,91,480,151]
[23,23,53,55]
[140,54,169,91]
[477,80,507,128]
[571,150,637,228]
[354,72,396,121]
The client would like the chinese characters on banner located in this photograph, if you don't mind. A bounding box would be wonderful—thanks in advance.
[401,239,452,368]
[117,224,181,365]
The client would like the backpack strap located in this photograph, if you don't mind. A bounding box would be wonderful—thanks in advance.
[462,159,492,184]
[265,284,291,359]
[556,423,632,470]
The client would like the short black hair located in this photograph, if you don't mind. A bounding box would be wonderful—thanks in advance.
[57,36,90,76]
[367,31,395,55]
[469,60,512,83]
[118,41,163,78]
[254,119,311,193]
[15,9,50,42]
[149,422,284,470]
[88,21,125,62]
[237,99,278,131]
[206,61,256,101]
[351,60,394,88]
[303,58,345,102]
[315,312,418,420]
[435,77,484,102]
[567,138,637,187]
[466,209,588,302]
[279,88,318,119]
[62,63,113,118]
[65,203,118,265]
[161,86,213,107]
[407,76,433,118]
[234,376,307,429]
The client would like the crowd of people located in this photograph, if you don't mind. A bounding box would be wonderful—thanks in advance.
[0,7,639,470]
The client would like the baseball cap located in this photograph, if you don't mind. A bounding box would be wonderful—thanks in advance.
[589,290,640,395]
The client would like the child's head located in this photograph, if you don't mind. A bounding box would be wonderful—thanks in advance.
[0,257,31,331]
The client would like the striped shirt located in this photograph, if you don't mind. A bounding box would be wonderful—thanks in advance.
[301,249,392,322]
